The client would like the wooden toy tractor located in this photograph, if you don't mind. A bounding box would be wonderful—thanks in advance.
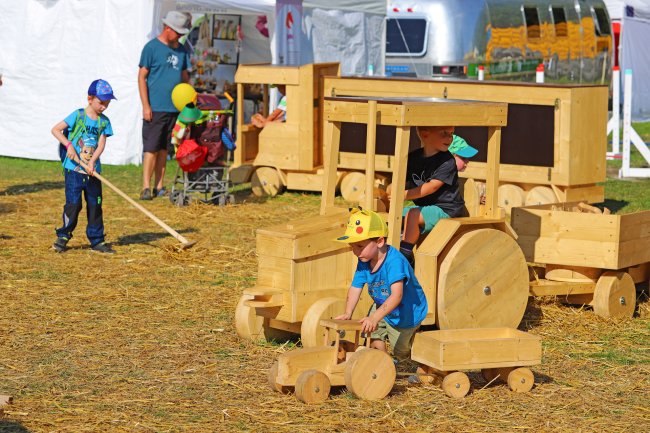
[236,95,531,346]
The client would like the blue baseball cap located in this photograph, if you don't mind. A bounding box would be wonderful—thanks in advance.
[88,79,117,101]
[448,135,477,158]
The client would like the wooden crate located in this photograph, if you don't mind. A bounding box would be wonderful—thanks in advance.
[512,203,650,269]
[324,76,607,202]
[411,328,541,372]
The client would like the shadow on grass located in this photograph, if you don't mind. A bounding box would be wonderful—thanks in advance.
[0,420,32,432]
[115,228,198,246]
[0,203,17,214]
[0,181,63,196]
[596,199,629,214]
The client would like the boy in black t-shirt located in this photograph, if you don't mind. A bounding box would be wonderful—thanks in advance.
[392,126,464,266]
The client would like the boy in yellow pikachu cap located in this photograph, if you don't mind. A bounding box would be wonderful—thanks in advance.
[335,208,428,363]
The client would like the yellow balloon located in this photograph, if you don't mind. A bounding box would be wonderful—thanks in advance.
[171,83,197,111]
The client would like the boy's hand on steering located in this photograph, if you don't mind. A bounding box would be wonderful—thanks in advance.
[359,316,379,334]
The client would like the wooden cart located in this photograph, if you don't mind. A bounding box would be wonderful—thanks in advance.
[236,95,531,345]
[411,328,542,398]
[512,202,650,318]
[268,319,396,403]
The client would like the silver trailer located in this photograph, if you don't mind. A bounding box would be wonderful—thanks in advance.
[385,0,613,84]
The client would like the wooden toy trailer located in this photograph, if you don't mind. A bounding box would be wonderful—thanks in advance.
[269,319,396,403]
[412,328,542,398]
[233,62,340,196]
[323,76,608,212]
[236,95,531,345]
[512,203,650,318]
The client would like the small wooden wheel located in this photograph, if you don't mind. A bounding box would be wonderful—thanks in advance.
[592,271,636,319]
[525,186,557,206]
[507,368,535,393]
[498,184,526,212]
[339,171,366,203]
[442,371,470,399]
[268,361,290,394]
[344,349,396,400]
[295,370,331,404]
[300,297,346,347]
[251,166,285,197]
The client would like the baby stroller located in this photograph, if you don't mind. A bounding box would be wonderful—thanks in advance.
[169,94,236,206]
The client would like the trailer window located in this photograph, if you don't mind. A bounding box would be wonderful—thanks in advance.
[551,7,568,37]
[386,18,428,56]
[593,7,611,36]
[523,7,541,39]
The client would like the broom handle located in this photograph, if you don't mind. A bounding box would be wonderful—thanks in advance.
[73,155,191,245]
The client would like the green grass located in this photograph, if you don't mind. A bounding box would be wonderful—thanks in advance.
[607,121,650,168]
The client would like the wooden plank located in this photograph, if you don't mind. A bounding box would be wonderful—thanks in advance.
[338,152,394,172]
[387,126,410,247]
[234,82,246,167]
[286,170,345,192]
[257,255,293,290]
[529,279,596,297]
[235,64,301,85]
[320,120,341,214]
[484,126,502,218]
[319,319,363,331]
[276,347,341,386]
[254,122,300,169]
[563,184,605,203]
[364,100,378,211]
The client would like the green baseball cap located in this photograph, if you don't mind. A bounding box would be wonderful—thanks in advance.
[448,135,478,158]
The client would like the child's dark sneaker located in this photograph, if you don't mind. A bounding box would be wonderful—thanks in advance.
[153,187,168,197]
[52,237,69,253]
[91,242,115,254]
[139,188,152,200]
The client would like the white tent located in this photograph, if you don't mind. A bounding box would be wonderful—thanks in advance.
[0,0,385,165]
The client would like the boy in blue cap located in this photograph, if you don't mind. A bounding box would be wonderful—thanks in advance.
[334,208,428,363]
[51,79,116,253]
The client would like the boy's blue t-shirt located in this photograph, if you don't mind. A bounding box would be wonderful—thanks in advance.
[351,245,428,328]
[139,38,190,112]
[62,110,113,174]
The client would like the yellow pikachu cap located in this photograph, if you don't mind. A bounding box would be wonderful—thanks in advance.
[336,207,388,243]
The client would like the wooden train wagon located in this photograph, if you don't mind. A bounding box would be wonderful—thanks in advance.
[233,62,340,196]
[323,76,608,212]
[511,202,650,318]
[236,95,532,345]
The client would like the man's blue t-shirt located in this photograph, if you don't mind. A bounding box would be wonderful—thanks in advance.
[62,110,113,174]
[139,38,190,112]
[351,245,428,328]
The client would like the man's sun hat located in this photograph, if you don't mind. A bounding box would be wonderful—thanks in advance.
[88,79,117,101]
[163,10,191,35]
[336,207,388,243]
[448,134,478,158]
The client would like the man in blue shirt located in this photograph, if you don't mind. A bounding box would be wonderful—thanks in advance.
[138,11,191,200]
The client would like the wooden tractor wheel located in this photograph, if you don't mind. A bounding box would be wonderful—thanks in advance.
[234,295,293,342]
[525,186,557,206]
[295,370,331,404]
[498,184,526,213]
[507,367,535,393]
[437,229,529,329]
[339,172,366,203]
[344,349,396,400]
[442,371,471,399]
[268,361,290,394]
[251,166,285,197]
[592,271,636,319]
[300,298,346,347]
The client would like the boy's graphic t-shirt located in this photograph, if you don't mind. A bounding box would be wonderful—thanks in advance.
[62,110,113,174]
[139,38,190,112]
[351,246,428,328]
[405,148,464,217]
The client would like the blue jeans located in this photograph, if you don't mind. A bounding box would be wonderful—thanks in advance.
[56,169,105,246]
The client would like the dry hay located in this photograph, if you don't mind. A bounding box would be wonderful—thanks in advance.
[0,164,649,433]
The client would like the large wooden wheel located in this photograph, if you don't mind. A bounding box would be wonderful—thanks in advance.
[251,166,285,197]
[295,370,331,404]
[507,368,534,393]
[525,186,557,206]
[300,297,346,347]
[437,229,529,329]
[442,371,470,399]
[498,184,526,213]
[592,271,636,319]
[235,295,293,342]
[344,349,396,400]
[339,172,366,203]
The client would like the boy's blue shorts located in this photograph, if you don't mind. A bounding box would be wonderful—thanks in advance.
[402,205,449,234]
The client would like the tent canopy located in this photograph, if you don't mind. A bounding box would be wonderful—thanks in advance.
[0,0,386,165]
